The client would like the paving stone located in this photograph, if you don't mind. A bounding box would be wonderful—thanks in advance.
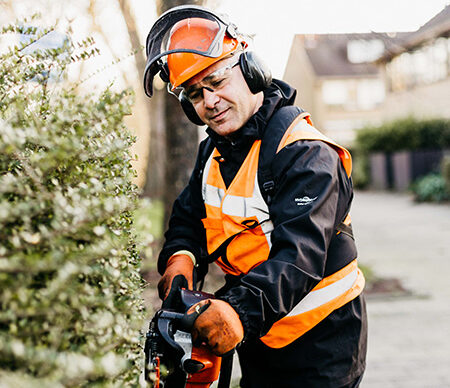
[352,191,450,388]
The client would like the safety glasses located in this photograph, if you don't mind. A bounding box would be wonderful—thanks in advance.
[170,58,240,103]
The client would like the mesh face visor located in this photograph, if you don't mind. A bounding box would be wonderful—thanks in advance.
[143,5,238,97]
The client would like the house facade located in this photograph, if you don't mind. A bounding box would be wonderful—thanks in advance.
[377,5,450,121]
[283,5,450,146]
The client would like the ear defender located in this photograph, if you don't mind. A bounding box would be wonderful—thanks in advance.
[238,51,272,94]
[179,90,205,126]
[178,52,272,125]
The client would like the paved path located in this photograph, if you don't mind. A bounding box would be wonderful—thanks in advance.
[351,191,450,388]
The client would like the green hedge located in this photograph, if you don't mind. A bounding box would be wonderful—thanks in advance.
[355,117,450,153]
[0,23,145,386]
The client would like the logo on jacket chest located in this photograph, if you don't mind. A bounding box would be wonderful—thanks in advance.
[295,196,318,206]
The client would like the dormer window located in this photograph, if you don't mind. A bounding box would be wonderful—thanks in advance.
[347,39,385,64]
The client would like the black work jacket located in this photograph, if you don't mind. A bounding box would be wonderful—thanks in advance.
[158,80,366,385]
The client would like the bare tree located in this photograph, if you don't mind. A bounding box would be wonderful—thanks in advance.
[117,0,167,199]
[155,0,204,228]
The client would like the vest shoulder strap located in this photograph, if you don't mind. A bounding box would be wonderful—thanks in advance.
[258,106,353,239]
[258,105,306,205]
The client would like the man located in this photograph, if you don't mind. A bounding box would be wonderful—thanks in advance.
[144,5,367,388]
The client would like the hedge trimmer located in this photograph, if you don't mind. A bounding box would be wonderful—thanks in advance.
[141,287,234,388]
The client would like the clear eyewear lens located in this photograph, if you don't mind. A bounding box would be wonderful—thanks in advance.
[184,60,239,103]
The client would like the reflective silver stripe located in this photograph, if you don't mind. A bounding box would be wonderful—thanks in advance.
[204,184,225,207]
[286,268,358,317]
[292,119,321,135]
[252,172,273,248]
[221,173,268,218]
[222,194,245,216]
[202,153,225,207]
[222,194,268,218]
[201,152,214,202]
[291,120,334,143]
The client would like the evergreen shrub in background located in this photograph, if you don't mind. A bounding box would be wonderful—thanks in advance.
[352,117,450,189]
[355,116,450,154]
[0,21,145,386]
[412,173,449,202]
[442,155,450,194]
[411,156,450,203]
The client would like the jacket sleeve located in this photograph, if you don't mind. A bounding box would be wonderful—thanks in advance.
[157,139,210,276]
[220,140,354,339]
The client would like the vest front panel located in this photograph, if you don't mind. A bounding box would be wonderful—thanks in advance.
[201,140,274,276]
[201,117,364,348]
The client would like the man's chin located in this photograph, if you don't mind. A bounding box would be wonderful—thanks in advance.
[209,122,238,137]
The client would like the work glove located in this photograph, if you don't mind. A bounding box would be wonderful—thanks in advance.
[187,299,244,356]
[158,254,194,301]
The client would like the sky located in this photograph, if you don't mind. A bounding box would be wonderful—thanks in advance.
[209,0,450,77]
[3,0,449,83]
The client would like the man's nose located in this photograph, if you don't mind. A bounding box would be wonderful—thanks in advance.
[203,87,219,108]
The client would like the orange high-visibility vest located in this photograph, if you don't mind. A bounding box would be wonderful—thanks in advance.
[201,113,365,348]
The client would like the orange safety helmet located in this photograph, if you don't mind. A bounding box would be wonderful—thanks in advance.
[167,18,240,89]
[143,5,246,97]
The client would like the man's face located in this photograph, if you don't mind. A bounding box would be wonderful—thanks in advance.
[184,55,263,137]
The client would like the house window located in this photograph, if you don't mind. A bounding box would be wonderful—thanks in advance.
[321,80,349,106]
[347,39,385,64]
[322,79,384,110]
[356,79,385,110]
[431,37,449,81]
[387,37,449,91]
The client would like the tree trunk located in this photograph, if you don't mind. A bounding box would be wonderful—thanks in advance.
[163,94,200,228]
[156,0,204,228]
[117,0,147,78]
[117,0,165,199]
[145,89,166,199]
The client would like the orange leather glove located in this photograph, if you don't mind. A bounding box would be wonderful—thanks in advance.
[188,299,244,356]
[158,254,194,300]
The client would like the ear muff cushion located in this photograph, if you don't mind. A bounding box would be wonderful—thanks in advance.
[179,91,205,126]
[239,51,272,94]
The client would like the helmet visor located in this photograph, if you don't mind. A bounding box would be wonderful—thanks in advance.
[144,6,233,97]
